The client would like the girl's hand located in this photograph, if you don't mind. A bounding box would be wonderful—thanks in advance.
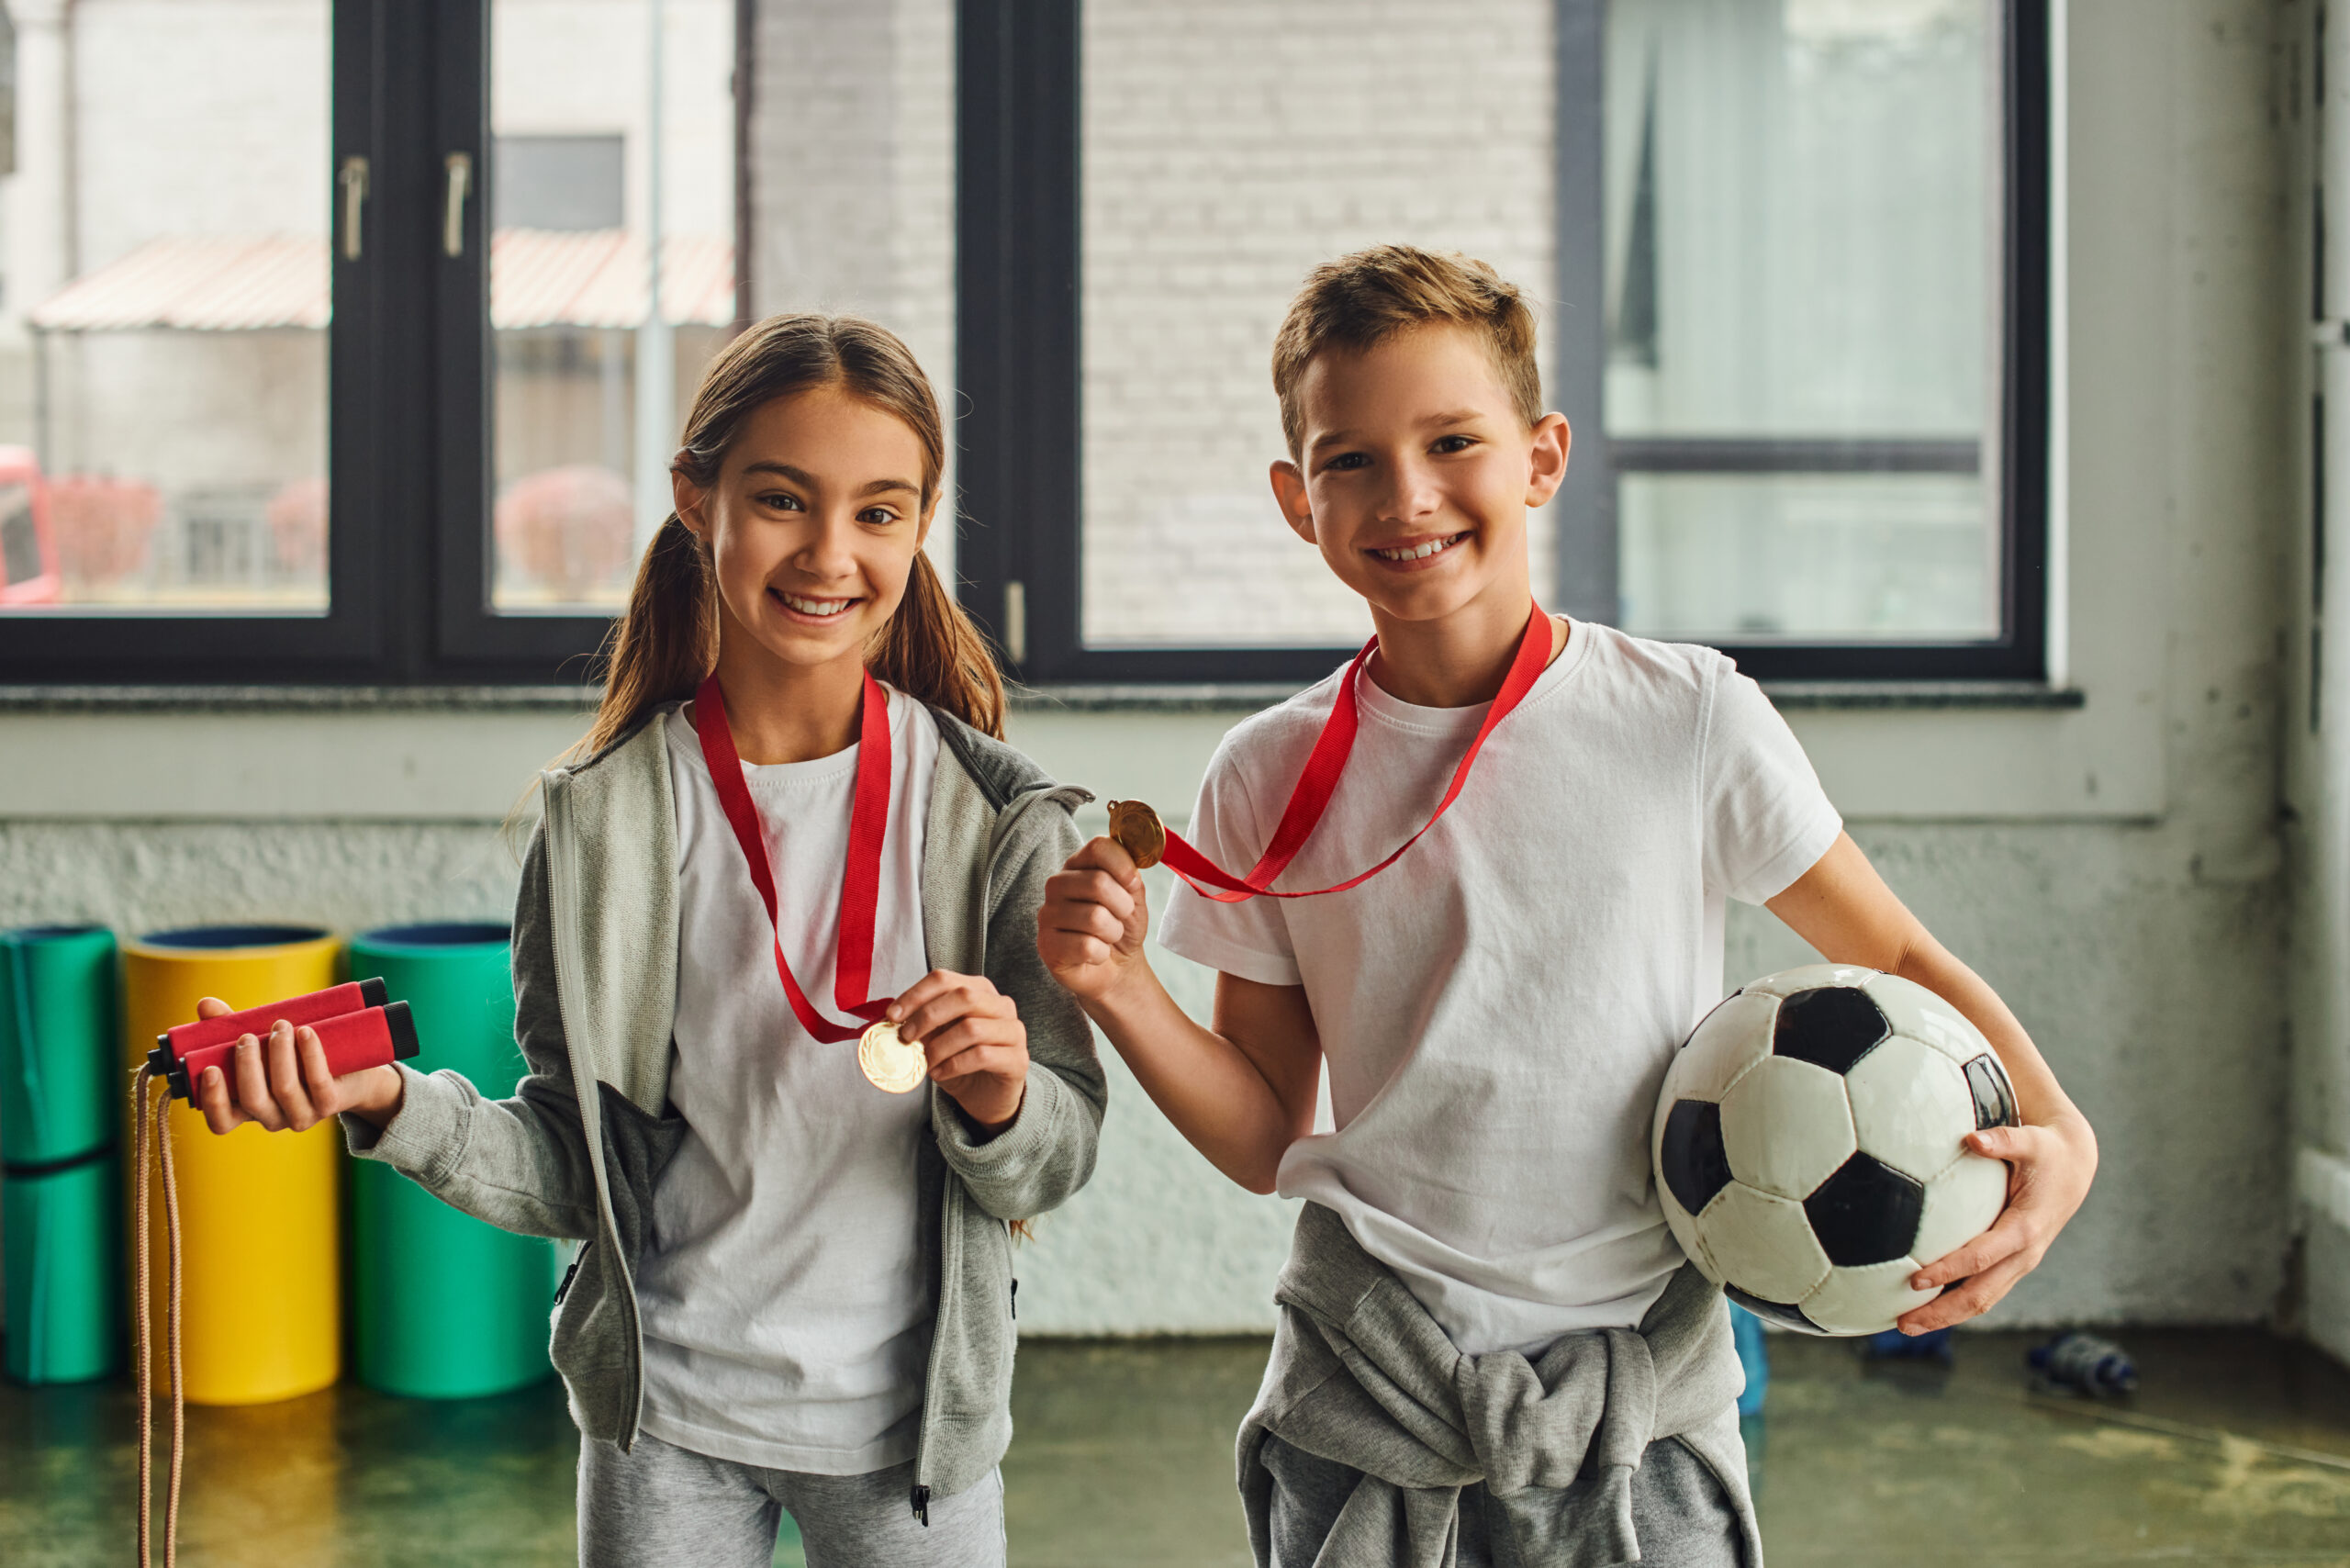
[187,995,406,1137]
[1897,1106,2099,1334]
[1038,837,1152,1005]
[890,970,1027,1135]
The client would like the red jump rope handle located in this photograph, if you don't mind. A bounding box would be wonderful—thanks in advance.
[153,978,387,1064]
[162,1001,420,1103]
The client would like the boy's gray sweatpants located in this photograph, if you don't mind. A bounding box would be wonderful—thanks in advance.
[1259,1433,1749,1567]
[579,1431,1006,1568]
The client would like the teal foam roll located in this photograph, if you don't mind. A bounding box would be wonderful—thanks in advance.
[0,925,118,1166]
[1,925,122,1385]
[5,1158,120,1384]
[351,923,557,1399]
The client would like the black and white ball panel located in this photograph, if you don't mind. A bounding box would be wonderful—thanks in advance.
[1964,1054,2020,1130]
[1658,1098,1733,1218]
[1803,1154,1926,1267]
[1859,971,1987,1066]
[1842,1036,1980,1183]
[1695,1182,1830,1305]
[1720,1058,1854,1200]
[1771,985,1893,1074]
[1802,1258,1937,1335]
[1670,990,1780,1102]
[1909,1151,2009,1265]
[1652,966,2017,1337]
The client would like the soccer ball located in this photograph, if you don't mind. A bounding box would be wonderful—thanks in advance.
[1652,965,2020,1336]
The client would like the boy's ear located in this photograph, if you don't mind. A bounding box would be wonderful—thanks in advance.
[1270,459,1316,544]
[1526,414,1572,509]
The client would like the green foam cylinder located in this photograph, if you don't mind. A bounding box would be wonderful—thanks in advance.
[351,923,557,1400]
[0,924,122,1384]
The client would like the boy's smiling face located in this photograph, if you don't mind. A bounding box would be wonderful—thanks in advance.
[1270,323,1569,634]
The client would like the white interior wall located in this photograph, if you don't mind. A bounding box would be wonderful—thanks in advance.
[0,0,2313,1338]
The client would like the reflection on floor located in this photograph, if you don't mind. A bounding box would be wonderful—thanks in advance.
[2,1330,2345,1566]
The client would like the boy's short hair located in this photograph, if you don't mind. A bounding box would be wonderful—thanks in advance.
[1270,245,1543,459]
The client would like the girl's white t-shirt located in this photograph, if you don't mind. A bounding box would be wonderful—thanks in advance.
[635,687,940,1473]
[1157,622,1842,1357]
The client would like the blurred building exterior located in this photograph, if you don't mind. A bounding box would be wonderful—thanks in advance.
[0,0,733,610]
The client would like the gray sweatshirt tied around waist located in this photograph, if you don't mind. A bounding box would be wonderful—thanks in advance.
[1238,1202,1762,1568]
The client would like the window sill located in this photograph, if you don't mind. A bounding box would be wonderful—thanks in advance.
[1011,679,2085,714]
[0,685,602,713]
[0,680,2086,715]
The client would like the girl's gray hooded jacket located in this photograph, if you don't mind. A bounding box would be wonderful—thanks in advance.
[340,707,1104,1522]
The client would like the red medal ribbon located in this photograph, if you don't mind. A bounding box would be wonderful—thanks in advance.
[694,670,894,1042]
[1160,601,1553,902]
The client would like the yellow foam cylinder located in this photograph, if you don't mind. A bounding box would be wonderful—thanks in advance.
[121,925,342,1406]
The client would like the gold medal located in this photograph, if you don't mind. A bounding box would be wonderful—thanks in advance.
[856,1020,927,1094]
[1106,800,1167,870]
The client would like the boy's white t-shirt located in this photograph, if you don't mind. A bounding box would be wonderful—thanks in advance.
[635,688,940,1473]
[1157,621,1841,1357]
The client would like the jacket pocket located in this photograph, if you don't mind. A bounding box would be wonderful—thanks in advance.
[597,1081,687,1271]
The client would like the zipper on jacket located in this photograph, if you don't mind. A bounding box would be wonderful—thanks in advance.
[1011,1278,1018,1320]
[554,1240,589,1305]
[911,1484,932,1526]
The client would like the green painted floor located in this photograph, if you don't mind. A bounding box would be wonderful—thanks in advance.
[3,1330,2346,1565]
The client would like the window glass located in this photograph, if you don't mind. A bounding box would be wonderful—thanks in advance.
[3,0,331,612]
[1080,0,1561,650]
[489,0,736,613]
[738,0,957,584]
[1606,0,1996,641]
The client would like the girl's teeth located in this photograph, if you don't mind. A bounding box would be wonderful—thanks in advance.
[780,594,851,616]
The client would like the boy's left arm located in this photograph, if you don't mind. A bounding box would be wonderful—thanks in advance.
[1765,831,2098,1334]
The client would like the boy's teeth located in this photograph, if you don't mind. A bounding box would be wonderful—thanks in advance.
[1375,534,1462,562]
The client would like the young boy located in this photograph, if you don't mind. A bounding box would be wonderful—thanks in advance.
[1038,246,2096,1566]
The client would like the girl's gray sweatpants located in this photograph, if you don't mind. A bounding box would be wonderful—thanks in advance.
[579,1431,1006,1567]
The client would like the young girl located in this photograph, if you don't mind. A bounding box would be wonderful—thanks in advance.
[189,314,1105,1566]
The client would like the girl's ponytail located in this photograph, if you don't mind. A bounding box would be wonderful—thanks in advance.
[575,312,1005,757]
[867,549,1007,740]
[580,510,719,758]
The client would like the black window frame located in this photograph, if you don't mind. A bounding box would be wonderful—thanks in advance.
[956,0,2052,687]
[4,0,2040,690]
[0,0,721,687]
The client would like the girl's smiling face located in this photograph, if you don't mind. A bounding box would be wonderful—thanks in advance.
[676,385,936,674]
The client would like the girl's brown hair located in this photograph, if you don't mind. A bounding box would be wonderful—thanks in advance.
[579,313,1005,757]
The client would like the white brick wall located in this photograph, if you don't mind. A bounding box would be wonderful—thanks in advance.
[1080,0,1560,647]
[747,0,957,573]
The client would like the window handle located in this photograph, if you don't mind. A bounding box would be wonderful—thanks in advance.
[1002,579,1027,664]
[442,152,474,259]
[338,156,370,262]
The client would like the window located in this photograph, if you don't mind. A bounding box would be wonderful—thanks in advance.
[958,0,2048,686]
[0,0,2038,688]
[4,2,333,619]
[0,0,740,682]
[486,4,737,618]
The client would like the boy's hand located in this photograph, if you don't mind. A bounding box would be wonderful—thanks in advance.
[188,995,405,1137]
[1897,1106,2098,1334]
[890,970,1027,1136]
[1038,837,1152,1005]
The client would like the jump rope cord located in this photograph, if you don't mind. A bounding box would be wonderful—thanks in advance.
[130,1067,184,1568]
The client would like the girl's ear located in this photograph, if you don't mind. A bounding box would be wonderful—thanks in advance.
[672,454,711,538]
[914,487,940,552]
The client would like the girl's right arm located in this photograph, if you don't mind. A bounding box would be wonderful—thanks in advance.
[190,826,601,1241]
[1039,835,1319,1195]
